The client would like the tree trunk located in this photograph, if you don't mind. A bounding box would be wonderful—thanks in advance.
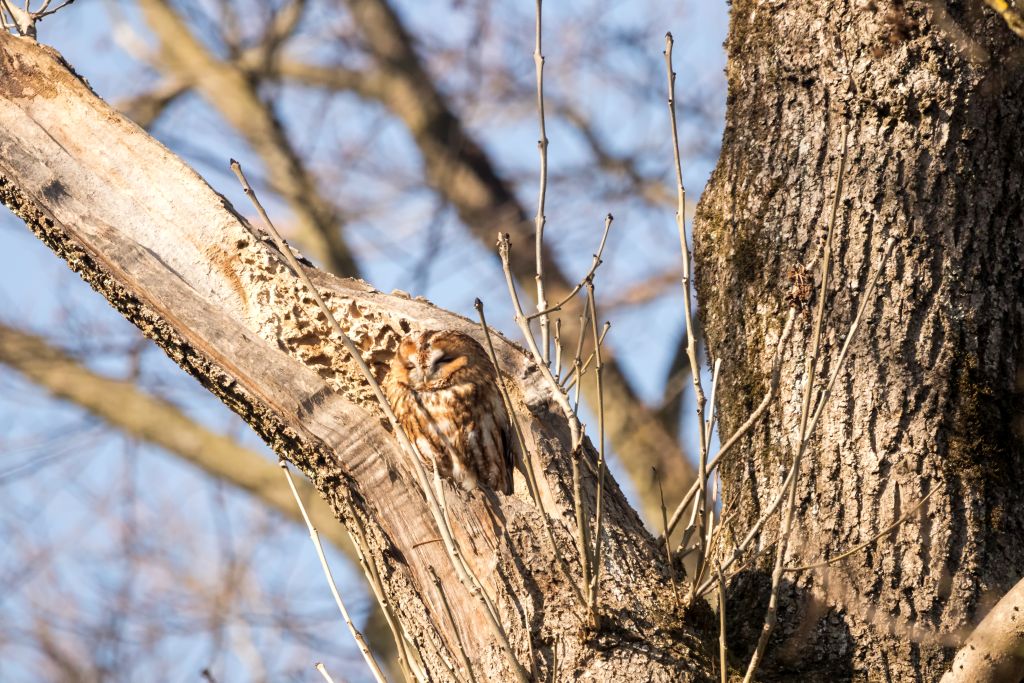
[0,33,713,682]
[694,1,1024,680]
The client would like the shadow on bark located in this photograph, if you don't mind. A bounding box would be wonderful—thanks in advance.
[727,570,854,683]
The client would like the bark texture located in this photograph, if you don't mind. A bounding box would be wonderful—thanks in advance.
[694,1,1024,680]
[0,33,714,681]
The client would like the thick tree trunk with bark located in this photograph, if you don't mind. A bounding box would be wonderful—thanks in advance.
[694,1,1024,680]
[0,33,714,682]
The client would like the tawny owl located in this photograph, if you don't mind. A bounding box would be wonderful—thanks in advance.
[383,329,513,495]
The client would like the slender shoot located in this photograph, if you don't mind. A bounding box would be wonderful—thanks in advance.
[664,32,711,588]
[586,282,606,629]
[533,0,551,363]
[280,462,389,683]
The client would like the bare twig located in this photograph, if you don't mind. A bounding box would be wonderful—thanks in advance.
[429,567,478,683]
[786,487,936,573]
[533,0,551,363]
[570,440,593,618]
[474,299,538,503]
[693,357,722,584]
[665,33,711,587]
[655,468,681,610]
[526,214,614,321]
[0,0,33,35]
[586,282,606,628]
[498,233,582,452]
[562,322,611,394]
[667,309,797,538]
[346,512,420,683]
[281,461,389,683]
[804,237,899,439]
[565,309,589,393]
[717,562,728,683]
[232,161,529,683]
[553,318,563,380]
[315,662,338,683]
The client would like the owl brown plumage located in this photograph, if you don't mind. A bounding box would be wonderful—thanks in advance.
[383,329,514,495]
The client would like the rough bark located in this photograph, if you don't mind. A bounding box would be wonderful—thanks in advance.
[0,32,714,681]
[693,1,1024,680]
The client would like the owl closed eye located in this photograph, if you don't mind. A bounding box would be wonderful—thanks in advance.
[383,329,514,495]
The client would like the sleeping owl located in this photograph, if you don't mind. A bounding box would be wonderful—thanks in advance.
[383,329,514,495]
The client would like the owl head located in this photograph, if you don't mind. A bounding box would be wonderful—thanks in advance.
[389,330,491,391]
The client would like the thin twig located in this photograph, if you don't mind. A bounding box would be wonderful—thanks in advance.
[693,357,722,584]
[347,512,420,683]
[667,309,797,538]
[550,635,559,683]
[564,308,590,392]
[533,0,550,363]
[315,662,338,683]
[804,236,899,441]
[786,488,936,573]
[586,282,606,629]
[498,233,582,451]
[570,441,593,617]
[553,318,563,380]
[280,462,389,683]
[655,468,681,610]
[32,0,71,18]
[232,161,528,683]
[665,33,712,589]
[562,322,611,394]
[526,214,614,321]
[717,562,728,683]
[475,299,538,503]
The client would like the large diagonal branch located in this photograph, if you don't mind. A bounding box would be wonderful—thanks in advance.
[0,33,709,680]
[136,0,357,277]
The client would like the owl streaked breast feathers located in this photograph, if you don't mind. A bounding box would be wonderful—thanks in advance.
[383,329,514,495]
